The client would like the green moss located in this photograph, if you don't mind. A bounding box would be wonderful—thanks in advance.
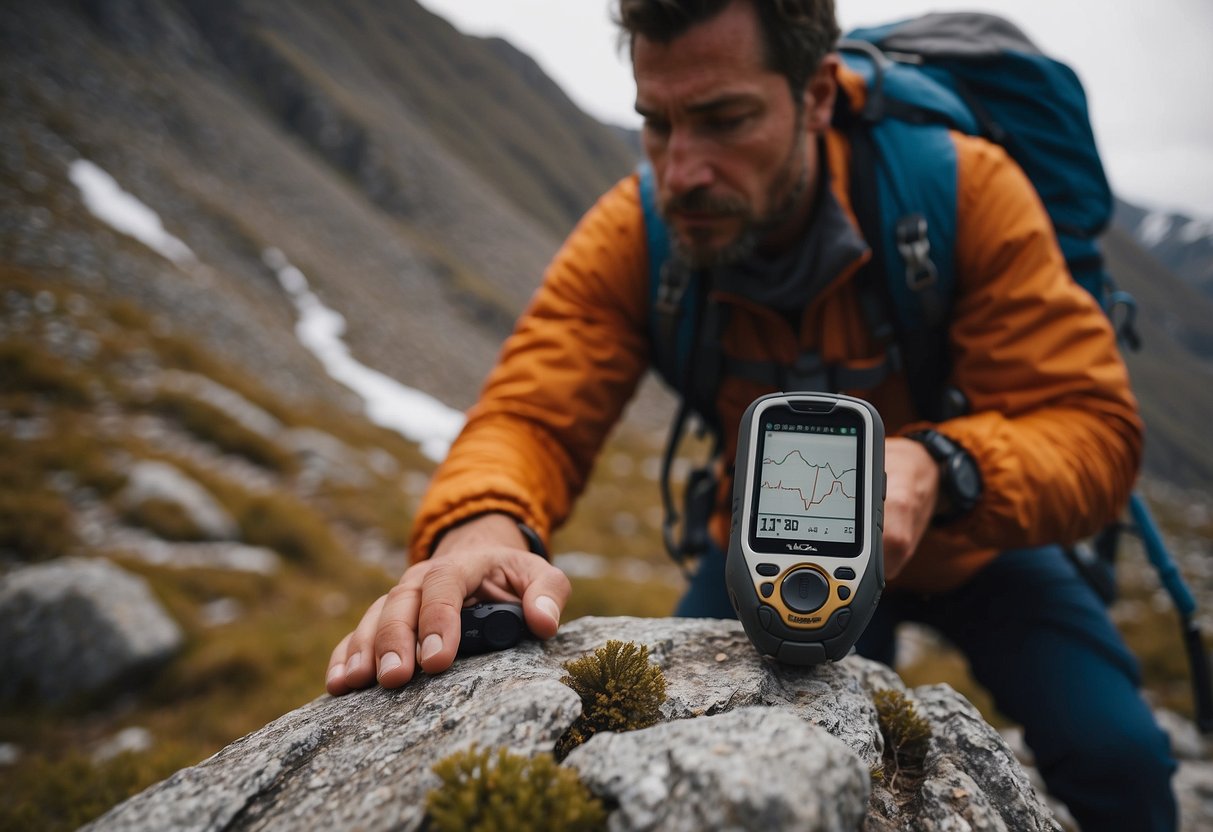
[425,745,606,832]
[555,640,667,759]
[873,688,931,792]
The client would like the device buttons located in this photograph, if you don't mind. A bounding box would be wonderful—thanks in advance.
[780,568,829,613]
[757,605,775,631]
[760,582,775,598]
[833,567,856,580]
[756,563,780,577]
[837,585,852,601]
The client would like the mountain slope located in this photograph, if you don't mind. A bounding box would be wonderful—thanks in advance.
[1,0,641,413]
[1115,198,1213,301]
[1101,226,1213,486]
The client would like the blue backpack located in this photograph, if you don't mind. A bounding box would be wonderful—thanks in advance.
[641,12,1210,727]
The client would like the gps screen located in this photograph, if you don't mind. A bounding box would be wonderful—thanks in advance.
[754,423,860,545]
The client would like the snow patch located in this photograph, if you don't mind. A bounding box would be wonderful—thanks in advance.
[1179,217,1213,245]
[263,248,465,462]
[68,159,196,264]
[1137,211,1176,248]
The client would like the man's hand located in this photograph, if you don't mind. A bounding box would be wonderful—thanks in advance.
[325,513,571,695]
[881,437,941,580]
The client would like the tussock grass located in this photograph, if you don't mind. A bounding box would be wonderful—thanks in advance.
[144,389,297,474]
[121,497,210,542]
[0,488,77,561]
[0,341,94,407]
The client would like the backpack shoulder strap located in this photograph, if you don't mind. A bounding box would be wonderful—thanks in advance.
[639,162,687,390]
[839,46,965,420]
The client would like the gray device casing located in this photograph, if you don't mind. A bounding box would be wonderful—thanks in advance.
[725,393,885,665]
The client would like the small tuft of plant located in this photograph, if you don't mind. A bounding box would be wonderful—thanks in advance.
[555,640,667,759]
[236,491,346,569]
[425,745,606,832]
[873,688,932,792]
[0,341,93,407]
[0,488,77,560]
[122,497,209,542]
[145,390,295,474]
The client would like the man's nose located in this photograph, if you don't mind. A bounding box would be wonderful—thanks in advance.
[662,128,714,197]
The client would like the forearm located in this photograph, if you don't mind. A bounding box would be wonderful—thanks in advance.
[409,176,652,563]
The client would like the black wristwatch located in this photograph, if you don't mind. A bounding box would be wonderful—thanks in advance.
[516,521,549,560]
[907,429,983,522]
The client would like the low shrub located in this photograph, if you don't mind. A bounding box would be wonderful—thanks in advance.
[426,745,605,832]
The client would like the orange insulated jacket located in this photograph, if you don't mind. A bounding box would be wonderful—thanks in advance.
[409,99,1142,593]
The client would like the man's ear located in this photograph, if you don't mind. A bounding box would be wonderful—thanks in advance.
[802,54,840,133]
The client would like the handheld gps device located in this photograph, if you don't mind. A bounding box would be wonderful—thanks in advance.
[725,392,885,665]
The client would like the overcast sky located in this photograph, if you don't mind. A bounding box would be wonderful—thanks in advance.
[416,0,1212,220]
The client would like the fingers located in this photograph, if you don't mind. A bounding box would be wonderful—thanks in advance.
[324,537,573,696]
[325,632,354,696]
[373,581,422,688]
[520,559,572,639]
[325,593,386,696]
[414,559,468,676]
[327,562,431,695]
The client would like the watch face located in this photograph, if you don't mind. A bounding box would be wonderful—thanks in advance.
[950,456,981,503]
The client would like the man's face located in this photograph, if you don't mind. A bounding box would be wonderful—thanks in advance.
[633,0,821,268]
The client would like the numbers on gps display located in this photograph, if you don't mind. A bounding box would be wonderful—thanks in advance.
[759,518,800,532]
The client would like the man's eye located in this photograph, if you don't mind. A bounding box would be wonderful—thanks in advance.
[707,114,748,134]
[643,118,671,136]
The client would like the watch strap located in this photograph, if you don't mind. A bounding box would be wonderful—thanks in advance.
[906,429,981,521]
[516,521,549,560]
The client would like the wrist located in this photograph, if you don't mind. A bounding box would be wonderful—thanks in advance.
[431,512,547,559]
[906,429,982,523]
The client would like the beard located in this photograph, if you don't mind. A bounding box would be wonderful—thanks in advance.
[660,129,810,271]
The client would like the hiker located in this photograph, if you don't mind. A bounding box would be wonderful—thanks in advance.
[326,1,1176,827]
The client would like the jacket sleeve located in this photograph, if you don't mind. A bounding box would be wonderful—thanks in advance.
[911,134,1144,550]
[408,176,652,561]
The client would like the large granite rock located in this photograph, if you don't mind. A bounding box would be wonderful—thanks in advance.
[84,617,1059,831]
[0,557,183,703]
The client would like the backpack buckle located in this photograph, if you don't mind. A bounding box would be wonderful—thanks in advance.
[896,213,938,291]
[654,261,689,316]
[784,351,831,392]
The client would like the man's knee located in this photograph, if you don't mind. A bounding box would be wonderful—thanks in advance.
[1037,714,1176,829]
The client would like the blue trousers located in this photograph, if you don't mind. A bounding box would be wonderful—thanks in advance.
[677,544,1178,831]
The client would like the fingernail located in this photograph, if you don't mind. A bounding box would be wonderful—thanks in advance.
[536,595,560,626]
[345,652,361,675]
[420,634,443,663]
[378,651,402,678]
[327,663,345,685]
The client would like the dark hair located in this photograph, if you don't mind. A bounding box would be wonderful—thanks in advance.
[614,0,840,94]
